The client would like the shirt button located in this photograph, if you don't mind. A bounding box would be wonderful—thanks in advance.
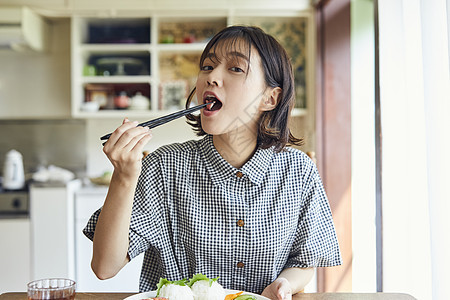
[237,219,244,227]
[235,171,243,178]
[237,261,245,268]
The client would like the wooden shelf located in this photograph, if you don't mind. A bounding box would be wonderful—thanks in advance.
[79,44,152,52]
[157,43,207,53]
[81,76,152,84]
[71,13,312,119]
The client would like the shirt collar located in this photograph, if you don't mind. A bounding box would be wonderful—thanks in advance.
[198,135,274,186]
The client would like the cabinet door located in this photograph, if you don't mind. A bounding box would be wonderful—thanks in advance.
[0,219,31,293]
[30,186,75,280]
[75,190,143,292]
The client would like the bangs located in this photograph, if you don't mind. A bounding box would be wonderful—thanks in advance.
[199,29,254,71]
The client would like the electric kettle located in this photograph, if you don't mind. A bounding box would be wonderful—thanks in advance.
[2,149,25,190]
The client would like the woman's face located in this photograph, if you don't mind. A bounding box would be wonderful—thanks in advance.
[196,39,270,136]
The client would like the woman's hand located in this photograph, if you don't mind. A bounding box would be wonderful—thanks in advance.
[261,278,292,300]
[91,118,152,279]
[102,118,152,180]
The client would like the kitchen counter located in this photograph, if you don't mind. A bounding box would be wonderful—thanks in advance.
[76,184,109,194]
[0,292,417,299]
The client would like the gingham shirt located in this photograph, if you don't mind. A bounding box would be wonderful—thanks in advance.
[84,134,341,294]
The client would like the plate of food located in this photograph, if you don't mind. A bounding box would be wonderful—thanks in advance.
[124,274,269,300]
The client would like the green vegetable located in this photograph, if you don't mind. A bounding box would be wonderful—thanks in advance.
[156,277,188,296]
[234,295,257,300]
[187,273,219,288]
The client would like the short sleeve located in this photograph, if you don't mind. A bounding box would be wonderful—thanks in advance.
[82,207,101,241]
[83,151,168,261]
[284,169,342,269]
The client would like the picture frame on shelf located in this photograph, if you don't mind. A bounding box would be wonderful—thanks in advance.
[159,80,189,110]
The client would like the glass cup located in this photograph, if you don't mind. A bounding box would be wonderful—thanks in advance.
[27,278,76,300]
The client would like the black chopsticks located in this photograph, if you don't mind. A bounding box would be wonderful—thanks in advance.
[100,102,210,144]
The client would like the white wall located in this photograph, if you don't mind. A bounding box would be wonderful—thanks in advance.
[85,117,198,176]
[0,19,71,119]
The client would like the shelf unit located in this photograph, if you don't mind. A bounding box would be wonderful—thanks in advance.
[70,11,313,119]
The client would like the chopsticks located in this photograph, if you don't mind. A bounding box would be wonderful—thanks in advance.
[100,102,210,144]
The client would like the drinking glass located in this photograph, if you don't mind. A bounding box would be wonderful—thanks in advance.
[27,278,76,300]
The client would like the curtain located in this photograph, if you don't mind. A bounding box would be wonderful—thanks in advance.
[378,0,450,299]
[420,0,450,299]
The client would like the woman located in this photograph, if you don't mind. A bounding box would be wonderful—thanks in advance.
[84,25,342,300]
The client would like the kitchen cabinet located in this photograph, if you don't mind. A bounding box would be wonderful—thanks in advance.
[29,180,82,281]
[71,16,225,118]
[74,186,143,292]
[27,180,143,292]
[70,10,314,120]
[0,218,31,293]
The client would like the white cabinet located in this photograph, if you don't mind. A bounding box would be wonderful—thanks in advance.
[28,181,143,292]
[0,218,31,293]
[71,16,225,118]
[71,17,153,118]
[29,180,82,281]
[70,11,313,119]
[74,186,143,292]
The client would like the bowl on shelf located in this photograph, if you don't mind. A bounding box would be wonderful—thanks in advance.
[129,92,150,110]
[80,101,100,112]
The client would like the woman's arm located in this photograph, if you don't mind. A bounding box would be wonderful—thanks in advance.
[261,267,314,300]
[90,119,152,280]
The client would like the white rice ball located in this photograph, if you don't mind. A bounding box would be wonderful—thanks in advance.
[158,283,194,300]
[191,280,226,300]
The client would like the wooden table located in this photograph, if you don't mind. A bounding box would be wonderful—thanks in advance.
[0,292,416,299]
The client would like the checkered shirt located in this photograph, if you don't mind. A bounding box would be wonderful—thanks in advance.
[83,134,342,294]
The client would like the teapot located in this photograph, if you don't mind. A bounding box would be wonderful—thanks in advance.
[129,92,150,110]
[3,149,25,190]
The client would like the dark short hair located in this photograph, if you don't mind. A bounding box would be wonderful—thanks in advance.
[185,25,303,152]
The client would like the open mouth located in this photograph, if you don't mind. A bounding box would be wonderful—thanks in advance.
[204,95,222,111]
